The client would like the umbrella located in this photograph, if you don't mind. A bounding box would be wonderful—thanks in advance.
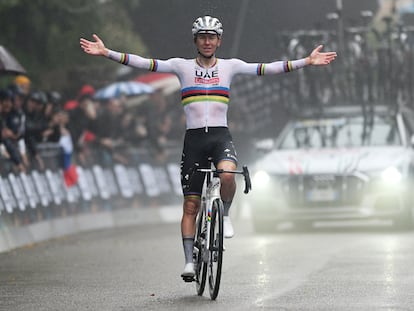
[94,81,154,100]
[135,72,180,95]
[0,46,26,74]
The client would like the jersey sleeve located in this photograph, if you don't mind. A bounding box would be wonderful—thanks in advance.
[107,50,177,73]
[229,58,308,76]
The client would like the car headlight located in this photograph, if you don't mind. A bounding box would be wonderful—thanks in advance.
[253,170,270,189]
[381,166,402,184]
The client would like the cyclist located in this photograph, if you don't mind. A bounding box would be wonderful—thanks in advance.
[80,15,337,279]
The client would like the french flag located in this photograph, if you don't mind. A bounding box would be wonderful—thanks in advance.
[59,132,78,187]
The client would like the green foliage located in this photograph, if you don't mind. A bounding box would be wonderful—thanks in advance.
[0,0,147,96]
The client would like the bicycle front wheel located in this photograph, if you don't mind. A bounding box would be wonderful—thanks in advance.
[194,205,207,296]
[208,198,224,300]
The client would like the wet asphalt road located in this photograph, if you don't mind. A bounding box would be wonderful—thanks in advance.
[1,220,414,311]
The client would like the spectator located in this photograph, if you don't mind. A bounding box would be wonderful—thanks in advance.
[119,109,148,147]
[13,75,31,96]
[67,84,97,165]
[44,91,62,121]
[42,109,65,144]
[7,86,29,168]
[92,96,127,166]
[0,89,25,172]
[146,90,183,162]
[42,108,78,186]
[24,91,49,170]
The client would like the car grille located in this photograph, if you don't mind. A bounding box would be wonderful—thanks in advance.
[282,174,365,207]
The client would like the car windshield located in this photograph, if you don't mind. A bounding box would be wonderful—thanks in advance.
[279,114,401,149]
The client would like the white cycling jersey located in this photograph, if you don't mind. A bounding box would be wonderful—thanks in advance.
[107,50,307,130]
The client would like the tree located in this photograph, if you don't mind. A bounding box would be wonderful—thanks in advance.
[0,0,148,96]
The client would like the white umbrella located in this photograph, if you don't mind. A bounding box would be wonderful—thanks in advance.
[94,81,154,100]
[0,46,26,75]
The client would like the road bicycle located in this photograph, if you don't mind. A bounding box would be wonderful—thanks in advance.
[182,161,251,300]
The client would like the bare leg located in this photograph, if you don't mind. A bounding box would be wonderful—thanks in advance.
[217,160,237,205]
[181,196,200,264]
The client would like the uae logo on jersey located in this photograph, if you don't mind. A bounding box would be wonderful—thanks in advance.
[195,69,219,84]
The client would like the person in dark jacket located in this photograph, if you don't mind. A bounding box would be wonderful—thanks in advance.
[0,89,25,172]
[24,91,49,170]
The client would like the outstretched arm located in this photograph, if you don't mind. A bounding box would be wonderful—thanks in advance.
[305,45,337,66]
[79,34,176,73]
[80,34,109,57]
[232,44,337,76]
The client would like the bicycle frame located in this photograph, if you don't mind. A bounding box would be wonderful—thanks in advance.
[199,163,222,260]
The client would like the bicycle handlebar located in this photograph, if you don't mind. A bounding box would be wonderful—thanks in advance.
[242,166,252,194]
[197,165,252,194]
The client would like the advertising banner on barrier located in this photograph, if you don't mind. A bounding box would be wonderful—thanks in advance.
[0,161,182,217]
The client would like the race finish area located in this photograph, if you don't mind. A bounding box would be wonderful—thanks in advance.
[1,217,414,310]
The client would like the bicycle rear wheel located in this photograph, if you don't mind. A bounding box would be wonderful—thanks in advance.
[194,206,207,296]
[208,198,224,300]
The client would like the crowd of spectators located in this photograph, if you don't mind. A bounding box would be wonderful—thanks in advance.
[0,75,185,177]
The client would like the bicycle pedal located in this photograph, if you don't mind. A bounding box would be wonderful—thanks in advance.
[181,275,195,283]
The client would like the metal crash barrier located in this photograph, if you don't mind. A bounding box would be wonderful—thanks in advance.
[0,143,183,228]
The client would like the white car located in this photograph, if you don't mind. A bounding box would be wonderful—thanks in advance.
[250,105,414,231]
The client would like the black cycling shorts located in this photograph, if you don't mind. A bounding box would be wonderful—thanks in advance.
[181,127,238,197]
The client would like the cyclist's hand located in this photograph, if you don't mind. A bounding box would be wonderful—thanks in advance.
[80,34,109,57]
[306,45,337,66]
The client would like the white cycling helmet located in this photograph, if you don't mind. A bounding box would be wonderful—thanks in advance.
[192,15,223,36]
